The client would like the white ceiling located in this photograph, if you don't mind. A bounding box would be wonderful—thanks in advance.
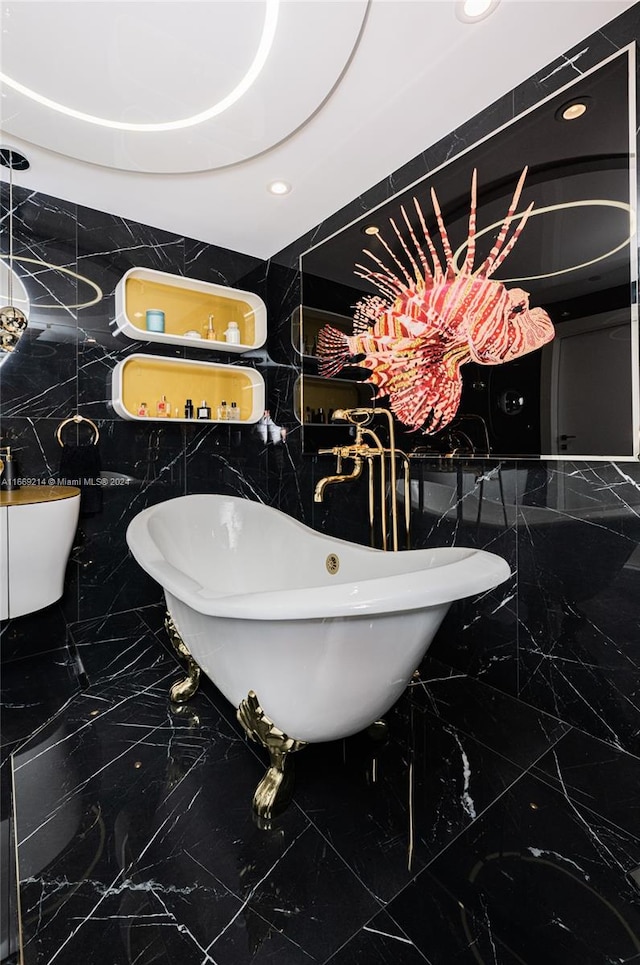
[0,0,635,260]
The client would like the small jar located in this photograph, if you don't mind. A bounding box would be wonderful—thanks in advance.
[145,309,165,333]
[137,402,148,417]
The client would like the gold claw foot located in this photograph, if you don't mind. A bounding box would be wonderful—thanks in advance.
[366,718,389,742]
[165,612,201,703]
[237,690,307,822]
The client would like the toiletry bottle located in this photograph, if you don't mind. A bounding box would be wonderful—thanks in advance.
[156,395,170,418]
[224,321,241,344]
[217,400,228,421]
[184,398,194,420]
[137,402,148,417]
[0,447,20,491]
[203,314,216,340]
[229,401,239,421]
[197,400,211,419]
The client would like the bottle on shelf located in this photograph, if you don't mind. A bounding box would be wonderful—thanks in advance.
[229,401,240,421]
[203,314,216,340]
[156,394,170,418]
[184,399,194,419]
[137,402,148,417]
[197,400,211,419]
[217,400,228,421]
[224,321,241,344]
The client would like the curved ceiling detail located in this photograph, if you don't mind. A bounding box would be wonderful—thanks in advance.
[0,0,369,173]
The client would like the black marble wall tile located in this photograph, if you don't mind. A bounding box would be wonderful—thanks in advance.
[262,256,302,358]
[0,327,78,420]
[74,439,184,622]
[76,206,184,336]
[184,235,263,290]
[407,465,519,697]
[516,461,640,753]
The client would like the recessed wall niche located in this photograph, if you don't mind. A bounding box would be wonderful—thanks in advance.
[299,47,638,461]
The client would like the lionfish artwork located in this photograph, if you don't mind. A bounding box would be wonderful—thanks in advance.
[317,167,555,433]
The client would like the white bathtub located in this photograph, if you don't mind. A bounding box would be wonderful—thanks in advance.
[126,495,509,743]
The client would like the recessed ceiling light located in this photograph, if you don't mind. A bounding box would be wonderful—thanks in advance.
[558,100,589,121]
[456,0,500,23]
[268,180,291,195]
[362,225,380,236]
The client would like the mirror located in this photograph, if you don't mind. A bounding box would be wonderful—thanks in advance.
[299,48,637,460]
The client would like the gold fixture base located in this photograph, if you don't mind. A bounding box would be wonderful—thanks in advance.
[237,690,307,822]
[165,612,201,703]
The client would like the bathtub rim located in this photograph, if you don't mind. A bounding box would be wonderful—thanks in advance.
[126,494,511,621]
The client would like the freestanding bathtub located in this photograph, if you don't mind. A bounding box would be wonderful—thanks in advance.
[127,494,509,817]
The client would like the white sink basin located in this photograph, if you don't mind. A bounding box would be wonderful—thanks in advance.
[0,486,80,619]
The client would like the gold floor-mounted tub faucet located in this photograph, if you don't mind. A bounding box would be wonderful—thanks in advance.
[313,407,410,551]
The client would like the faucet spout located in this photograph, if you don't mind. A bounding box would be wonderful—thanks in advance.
[314,456,363,502]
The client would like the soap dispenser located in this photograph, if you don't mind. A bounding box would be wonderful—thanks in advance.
[0,446,21,491]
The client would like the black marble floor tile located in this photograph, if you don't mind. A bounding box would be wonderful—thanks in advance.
[0,603,72,665]
[394,769,640,965]
[11,641,380,964]
[68,607,174,687]
[384,877,525,965]
[531,728,640,839]
[326,909,432,964]
[293,694,523,903]
[412,658,570,768]
[8,610,639,965]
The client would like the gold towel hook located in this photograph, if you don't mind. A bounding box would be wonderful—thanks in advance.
[56,414,100,447]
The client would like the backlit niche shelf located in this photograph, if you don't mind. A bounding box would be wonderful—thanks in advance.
[114,267,267,352]
[112,354,265,423]
[295,375,375,425]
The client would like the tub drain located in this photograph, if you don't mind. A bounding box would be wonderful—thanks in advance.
[326,553,340,575]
